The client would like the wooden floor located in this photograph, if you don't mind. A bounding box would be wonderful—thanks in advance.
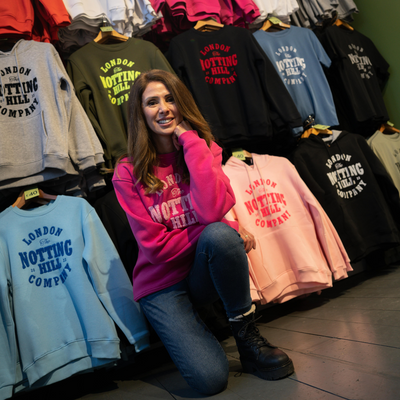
[14,263,400,400]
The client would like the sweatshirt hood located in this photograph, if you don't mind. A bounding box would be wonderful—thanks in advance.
[225,154,271,220]
[0,39,29,102]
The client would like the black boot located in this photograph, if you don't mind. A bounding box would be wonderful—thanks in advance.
[230,310,294,380]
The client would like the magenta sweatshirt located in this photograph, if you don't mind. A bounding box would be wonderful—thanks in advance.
[113,130,238,301]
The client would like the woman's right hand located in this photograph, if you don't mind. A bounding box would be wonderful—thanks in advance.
[173,120,193,150]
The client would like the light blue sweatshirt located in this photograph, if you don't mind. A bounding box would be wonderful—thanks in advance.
[0,196,149,400]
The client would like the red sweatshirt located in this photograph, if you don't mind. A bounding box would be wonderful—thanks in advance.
[113,130,238,301]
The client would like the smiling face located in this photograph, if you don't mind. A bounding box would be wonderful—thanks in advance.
[142,81,183,152]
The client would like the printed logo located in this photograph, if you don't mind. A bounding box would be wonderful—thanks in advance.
[325,153,367,198]
[18,226,73,289]
[347,44,373,79]
[149,173,197,229]
[274,46,306,85]
[99,58,141,106]
[0,66,40,118]
[199,43,238,85]
[244,178,291,228]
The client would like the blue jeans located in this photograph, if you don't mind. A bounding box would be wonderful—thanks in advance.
[139,222,252,395]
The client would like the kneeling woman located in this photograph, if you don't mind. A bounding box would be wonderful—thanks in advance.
[113,69,294,395]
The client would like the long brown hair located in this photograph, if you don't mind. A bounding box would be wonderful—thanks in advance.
[120,69,215,194]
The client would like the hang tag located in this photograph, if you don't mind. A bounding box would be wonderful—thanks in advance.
[232,148,246,160]
[313,124,330,130]
[269,17,282,25]
[24,188,39,200]
[100,26,113,32]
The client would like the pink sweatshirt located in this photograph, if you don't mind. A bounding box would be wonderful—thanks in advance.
[113,130,238,301]
[223,154,353,304]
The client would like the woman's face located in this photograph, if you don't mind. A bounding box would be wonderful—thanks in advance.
[142,81,183,139]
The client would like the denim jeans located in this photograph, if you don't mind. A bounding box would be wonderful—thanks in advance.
[139,222,252,395]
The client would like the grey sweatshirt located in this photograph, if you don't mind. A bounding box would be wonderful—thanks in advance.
[0,40,104,189]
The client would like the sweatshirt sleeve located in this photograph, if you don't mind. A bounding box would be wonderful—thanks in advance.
[82,208,150,351]
[113,162,206,265]
[179,131,237,225]
[288,163,353,280]
[0,249,18,400]
[53,50,105,172]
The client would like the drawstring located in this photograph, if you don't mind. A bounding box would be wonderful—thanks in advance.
[255,158,271,215]
[244,158,263,219]
[243,156,270,220]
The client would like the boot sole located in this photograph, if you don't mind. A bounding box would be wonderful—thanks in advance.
[241,358,294,380]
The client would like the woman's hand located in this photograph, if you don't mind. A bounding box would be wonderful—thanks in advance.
[172,119,193,150]
[238,225,256,253]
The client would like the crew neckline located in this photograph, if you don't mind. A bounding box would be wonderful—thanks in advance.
[189,26,229,37]
[10,195,61,217]
[256,27,292,38]
[89,38,133,52]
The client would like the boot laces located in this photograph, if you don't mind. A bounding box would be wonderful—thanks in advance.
[238,316,271,350]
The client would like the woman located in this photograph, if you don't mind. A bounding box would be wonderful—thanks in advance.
[112,69,294,395]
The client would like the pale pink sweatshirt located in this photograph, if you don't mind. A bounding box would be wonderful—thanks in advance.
[223,154,353,304]
[113,131,238,301]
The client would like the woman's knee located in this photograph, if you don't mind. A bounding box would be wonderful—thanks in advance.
[201,222,243,252]
[186,358,229,395]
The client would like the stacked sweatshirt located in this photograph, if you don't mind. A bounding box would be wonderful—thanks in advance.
[223,154,352,304]
[0,196,149,400]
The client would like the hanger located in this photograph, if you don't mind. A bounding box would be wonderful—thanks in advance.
[12,188,57,209]
[301,127,332,139]
[260,17,291,32]
[94,18,129,44]
[333,19,354,31]
[379,123,400,134]
[194,18,224,32]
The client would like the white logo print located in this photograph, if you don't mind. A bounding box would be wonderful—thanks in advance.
[347,44,373,80]
[274,46,307,85]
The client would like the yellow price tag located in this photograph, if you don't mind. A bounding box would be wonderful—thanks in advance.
[269,17,282,25]
[100,26,113,32]
[387,121,394,127]
[313,124,330,130]
[24,188,40,200]
[232,148,246,160]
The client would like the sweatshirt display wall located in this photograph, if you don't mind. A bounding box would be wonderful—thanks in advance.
[5,0,400,398]
[0,196,149,400]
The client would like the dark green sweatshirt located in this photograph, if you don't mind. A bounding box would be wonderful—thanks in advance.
[67,38,175,168]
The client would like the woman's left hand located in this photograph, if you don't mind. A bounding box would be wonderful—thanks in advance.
[238,225,256,253]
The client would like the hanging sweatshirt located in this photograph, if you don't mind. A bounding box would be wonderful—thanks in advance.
[67,38,175,168]
[0,196,149,400]
[318,26,389,136]
[0,39,104,189]
[291,130,400,262]
[367,130,400,196]
[222,154,352,304]
[166,26,303,146]
[112,131,238,301]
[253,26,338,127]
